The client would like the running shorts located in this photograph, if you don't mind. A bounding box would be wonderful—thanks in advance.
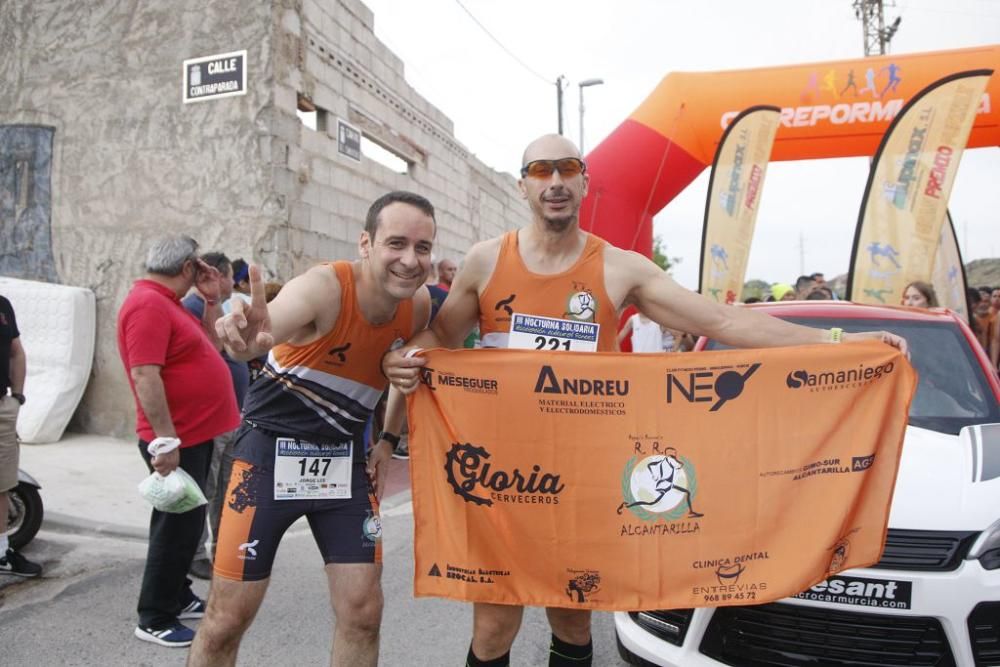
[213,428,382,581]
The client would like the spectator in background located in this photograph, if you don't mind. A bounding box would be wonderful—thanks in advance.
[901,281,938,309]
[810,272,826,287]
[181,252,250,581]
[806,286,834,300]
[617,312,671,352]
[972,287,997,357]
[673,332,697,352]
[771,283,795,301]
[984,287,1000,369]
[968,287,984,339]
[264,281,284,303]
[426,283,448,323]
[0,295,40,578]
[794,275,818,300]
[224,259,252,314]
[118,235,240,647]
[436,258,457,292]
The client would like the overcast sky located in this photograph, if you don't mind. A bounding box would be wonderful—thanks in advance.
[361,0,1000,288]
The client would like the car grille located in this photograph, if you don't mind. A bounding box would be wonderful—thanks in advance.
[628,608,695,646]
[871,529,979,572]
[968,602,1000,666]
[700,602,955,666]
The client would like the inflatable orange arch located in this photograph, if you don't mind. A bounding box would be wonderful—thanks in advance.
[581,44,1000,258]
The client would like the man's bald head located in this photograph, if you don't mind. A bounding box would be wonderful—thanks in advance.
[521,134,582,166]
[437,258,457,287]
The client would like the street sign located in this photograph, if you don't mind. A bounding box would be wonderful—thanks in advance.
[337,119,362,163]
[183,50,247,104]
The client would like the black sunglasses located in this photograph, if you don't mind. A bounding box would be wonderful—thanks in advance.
[520,158,587,179]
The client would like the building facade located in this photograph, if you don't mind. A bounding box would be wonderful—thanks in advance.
[1,0,524,436]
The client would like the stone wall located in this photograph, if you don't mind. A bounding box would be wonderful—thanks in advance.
[0,0,522,437]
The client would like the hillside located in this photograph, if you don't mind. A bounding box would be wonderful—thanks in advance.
[966,258,1000,288]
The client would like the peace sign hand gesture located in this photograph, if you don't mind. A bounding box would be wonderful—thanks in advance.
[215,264,274,360]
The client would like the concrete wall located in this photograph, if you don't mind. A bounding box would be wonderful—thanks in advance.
[1,0,522,437]
[275,0,524,274]
[1,0,277,436]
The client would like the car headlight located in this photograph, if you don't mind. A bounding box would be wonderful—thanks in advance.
[967,517,1000,570]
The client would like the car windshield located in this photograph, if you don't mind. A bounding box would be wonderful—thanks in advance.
[705,317,1000,435]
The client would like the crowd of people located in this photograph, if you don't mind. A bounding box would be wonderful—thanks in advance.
[5,133,913,666]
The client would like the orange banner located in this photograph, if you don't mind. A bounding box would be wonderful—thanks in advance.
[700,106,780,303]
[848,70,991,305]
[408,343,916,611]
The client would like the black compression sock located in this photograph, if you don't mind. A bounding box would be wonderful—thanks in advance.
[466,644,511,667]
[548,634,593,666]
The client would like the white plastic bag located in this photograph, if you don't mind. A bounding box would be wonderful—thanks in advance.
[137,467,207,513]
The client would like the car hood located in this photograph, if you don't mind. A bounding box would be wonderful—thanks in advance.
[888,423,1000,530]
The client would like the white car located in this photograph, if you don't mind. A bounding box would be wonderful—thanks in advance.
[616,302,1000,667]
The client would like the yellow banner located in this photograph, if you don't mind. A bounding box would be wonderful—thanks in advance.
[849,70,991,305]
[700,106,780,304]
[931,212,969,318]
[408,343,915,611]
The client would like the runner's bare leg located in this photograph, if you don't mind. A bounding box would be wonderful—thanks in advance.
[329,562,383,667]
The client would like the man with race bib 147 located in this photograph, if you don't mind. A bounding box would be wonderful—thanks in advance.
[381,134,907,667]
[187,191,434,667]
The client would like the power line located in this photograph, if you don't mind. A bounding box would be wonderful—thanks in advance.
[453,0,554,85]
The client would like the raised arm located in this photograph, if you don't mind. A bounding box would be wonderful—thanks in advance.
[608,248,907,353]
[217,264,340,361]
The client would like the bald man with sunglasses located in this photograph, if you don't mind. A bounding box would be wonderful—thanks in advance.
[383,133,907,667]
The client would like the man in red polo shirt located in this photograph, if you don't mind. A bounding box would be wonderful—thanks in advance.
[118,235,240,648]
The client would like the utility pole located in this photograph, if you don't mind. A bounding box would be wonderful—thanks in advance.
[556,75,566,135]
[799,231,805,276]
[853,0,901,56]
[578,78,604,153]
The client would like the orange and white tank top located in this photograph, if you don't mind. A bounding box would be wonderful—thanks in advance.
[478,231,619,351]
[241,261,413,443]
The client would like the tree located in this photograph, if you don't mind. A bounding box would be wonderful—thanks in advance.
[742,279,770,301]
[652,235,680,272]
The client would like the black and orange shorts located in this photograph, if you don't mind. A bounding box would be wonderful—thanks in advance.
[213,429,382,582]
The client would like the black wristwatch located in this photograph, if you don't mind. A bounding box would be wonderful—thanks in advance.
[377,431,400,447]
[10,392,25,405]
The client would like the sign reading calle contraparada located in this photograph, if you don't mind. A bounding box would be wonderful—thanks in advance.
[183,50,247,104]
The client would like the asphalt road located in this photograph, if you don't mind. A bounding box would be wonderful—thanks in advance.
[0,501,628,666]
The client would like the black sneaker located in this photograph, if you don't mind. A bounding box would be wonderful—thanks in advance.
[391,442,409,460]
[0,548,42,577]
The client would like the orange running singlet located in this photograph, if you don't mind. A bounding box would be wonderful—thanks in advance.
[478,231,619,351]
[240,261,413,452]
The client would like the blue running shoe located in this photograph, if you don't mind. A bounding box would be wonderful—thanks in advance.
[134,622,195,647]
[178,596,207,620]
